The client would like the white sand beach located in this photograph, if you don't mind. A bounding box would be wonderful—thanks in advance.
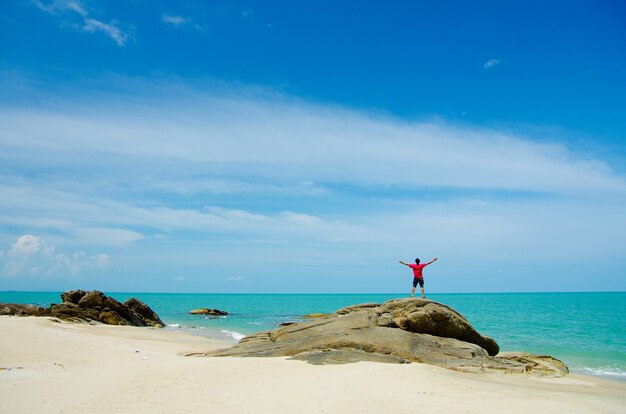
[1,315,624,414]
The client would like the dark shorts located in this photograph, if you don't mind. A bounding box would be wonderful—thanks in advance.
[413,277,424,288]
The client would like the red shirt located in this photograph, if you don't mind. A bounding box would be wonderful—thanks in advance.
[408,263,427,279]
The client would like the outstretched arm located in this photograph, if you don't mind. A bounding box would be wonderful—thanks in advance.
[425,258,438,266]
[399,260,410,267]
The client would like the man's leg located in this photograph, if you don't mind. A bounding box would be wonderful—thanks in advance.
[411,287,415,297]
[418,279,425,298]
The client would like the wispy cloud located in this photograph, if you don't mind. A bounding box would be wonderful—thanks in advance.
[0,180,358,246]
[484,58,501,69]
[1,235,110,278]
[240,7,272,29]
[226,275,243,281]
[162,14,190,26]
[2,83,622,196]
[83,18,129,46]
[162,13,206,32]
[33,0,87,16]
[33,0,131,46]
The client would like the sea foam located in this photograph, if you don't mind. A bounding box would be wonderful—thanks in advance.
[577,366,626,380]
[221,330,246,341]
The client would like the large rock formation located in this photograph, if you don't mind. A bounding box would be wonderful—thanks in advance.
[0,290,165,328]
[191,298,568,376]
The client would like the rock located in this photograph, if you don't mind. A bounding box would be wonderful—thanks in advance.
[77,290,108,309]
[289,349,409,365]
[189,308,228,316]
[50,302,99,323]
[379,299,499,356]
[98,310,128,326]
[192,298,567,377]
[441,353,569,376]
[61,290,87,304]
[279,321,297,327]
[335,303,380,315]
[1,290,165,328]
[488,352,569,376]
[103,296,143,326]
[125,298,166,327]
[302,312,332,319]
[0,303,46,316]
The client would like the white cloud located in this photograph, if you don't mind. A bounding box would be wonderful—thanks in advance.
[83,18,129,46]
[1,235,110,278]
[8,234,54,256]
[152,178,327,197]
[33,0,131,46]
[162,13,206,32]
[162,14,189,26]
[0,182,358,243]
[1,86,623,196]
[484,59,500,69]
[34,0,87,16]
[71,227,144,246]
[226,275,243,281]
[94,253,111,267]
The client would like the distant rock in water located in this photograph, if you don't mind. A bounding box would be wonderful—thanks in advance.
[189,308,229,316]
[190,298,568,377]
[0,290,165,328]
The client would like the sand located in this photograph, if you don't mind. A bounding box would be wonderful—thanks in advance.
[1,315,624,414]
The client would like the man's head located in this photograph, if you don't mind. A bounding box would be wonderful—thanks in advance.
[415,258,420,264]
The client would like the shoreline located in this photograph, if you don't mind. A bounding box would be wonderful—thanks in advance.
[3,290,624,381]
[2,315,625,413]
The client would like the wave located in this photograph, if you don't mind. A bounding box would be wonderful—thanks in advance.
[163,323,245,343]
[220,329,246,341]
[575,366,626,380]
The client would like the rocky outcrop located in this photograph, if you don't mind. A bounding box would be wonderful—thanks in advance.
[1,290,165,328]
[189,308,229,316]
[191,298,568,377]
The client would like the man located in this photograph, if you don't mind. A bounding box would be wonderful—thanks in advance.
[399,257,438,298]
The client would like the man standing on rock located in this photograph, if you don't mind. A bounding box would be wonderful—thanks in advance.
[399,258,438,298]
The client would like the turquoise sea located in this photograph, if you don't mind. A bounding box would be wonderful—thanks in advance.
[2,291,624,380]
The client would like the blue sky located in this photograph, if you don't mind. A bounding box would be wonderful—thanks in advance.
[0,1,625,293]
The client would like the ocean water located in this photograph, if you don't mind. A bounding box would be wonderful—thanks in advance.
[1,291,624,380]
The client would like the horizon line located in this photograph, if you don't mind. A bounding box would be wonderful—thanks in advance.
[2,290,624,295]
